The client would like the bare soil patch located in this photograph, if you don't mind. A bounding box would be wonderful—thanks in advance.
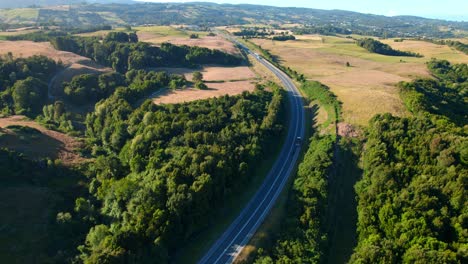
[0,115,85,165]
[153,80,256,104]
[337,122,361,138]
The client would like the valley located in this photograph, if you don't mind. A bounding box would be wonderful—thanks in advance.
[0,2,466,264]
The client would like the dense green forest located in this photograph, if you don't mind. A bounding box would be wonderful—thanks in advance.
[350,60,467,263]
[4,30,67,42]
[0,55,287,263]
[254,135,335,263]
[0,54,60,116]
[400,59,467,125]
[51,33,242,73]
[357,38,423,57]
[73,85,286,262]
[61,70,186,106]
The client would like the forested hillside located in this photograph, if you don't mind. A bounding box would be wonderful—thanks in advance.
[350,60,467,263]
[0,54,60,116]
[0,23,290,262]
[51,33,242,73]
[73,85,286,262]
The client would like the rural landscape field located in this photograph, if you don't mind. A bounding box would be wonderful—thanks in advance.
[0,1,466,264]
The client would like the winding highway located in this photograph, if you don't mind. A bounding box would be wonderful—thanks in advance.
[198,36,306,264]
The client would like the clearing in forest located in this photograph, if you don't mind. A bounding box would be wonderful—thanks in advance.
[152,66,256,81]
[151,65,258,104]
[153,81,256,104]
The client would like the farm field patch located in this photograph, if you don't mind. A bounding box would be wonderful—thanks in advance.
[251,35,468,126]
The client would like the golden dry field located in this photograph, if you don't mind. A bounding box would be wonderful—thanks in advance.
[153,81,256,104]
[135,26,240,55]
[151,65,258,104]
[251,35,468,126]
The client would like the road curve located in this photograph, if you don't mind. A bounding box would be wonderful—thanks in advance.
[198,38,305,264]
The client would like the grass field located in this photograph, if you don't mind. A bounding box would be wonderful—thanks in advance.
[0,29,39,37]
[153,80,256,104]
[150,64,259,104]
[251,35,468,127]
[135,26,240,55]
[0,8,38,24]
[152,65,255,82]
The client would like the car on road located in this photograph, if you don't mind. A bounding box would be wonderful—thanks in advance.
[295,136,302,147]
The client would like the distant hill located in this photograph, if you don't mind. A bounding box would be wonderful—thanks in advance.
[0,2,467,38]
[0,0,134,8]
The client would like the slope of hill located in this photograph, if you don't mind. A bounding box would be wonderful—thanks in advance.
[1,3,467,38]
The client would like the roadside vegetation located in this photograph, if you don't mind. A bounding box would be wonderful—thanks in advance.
[300,81,341,132]
[254,135,335,263]
[78,86,286,262]
[241,37,349,264]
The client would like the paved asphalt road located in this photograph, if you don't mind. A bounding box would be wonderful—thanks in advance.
[198,38,306,264]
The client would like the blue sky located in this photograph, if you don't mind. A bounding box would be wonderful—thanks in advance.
[136,0,468,21]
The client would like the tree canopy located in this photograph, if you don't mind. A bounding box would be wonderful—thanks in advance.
[77,85,286,262]
[350,60,467,263]
[357,38,423,57]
